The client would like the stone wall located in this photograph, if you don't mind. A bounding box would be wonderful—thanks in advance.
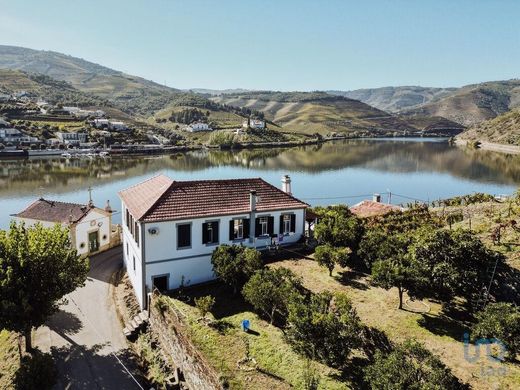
[149,293,222,390]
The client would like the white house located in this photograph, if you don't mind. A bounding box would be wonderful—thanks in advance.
[12,197,116,257]
[243,119,266,130]
[119,174,307,309]
[55,131,88,146]
[186,122,211,132]
[0,128,39,145]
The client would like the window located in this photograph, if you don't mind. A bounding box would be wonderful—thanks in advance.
[280,214,296,235]
[202,221,219,244]
[256,216,274,237]
[283,214,291,234]
[126,243,128,255]
[234,219,243,239]
[229,218,249,240]
[135,222,140,246]
[177,223,191,249]
[133,256,136,271]
[259,217,268,236]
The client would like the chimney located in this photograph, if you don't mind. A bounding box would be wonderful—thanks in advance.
[281,175,292,195]
[105,200,112,213]
[250,190,257,211]
[372,193,381,203]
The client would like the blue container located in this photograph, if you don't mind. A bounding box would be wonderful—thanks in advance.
[241,319,250,332]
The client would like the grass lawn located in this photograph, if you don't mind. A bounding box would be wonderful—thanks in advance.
[163,284,348,390]
[270,256,520,390]
[0,330,20,389]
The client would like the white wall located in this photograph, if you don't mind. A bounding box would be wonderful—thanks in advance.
[73,209,111,256]
[142,208,305,292]
[121,202,145,308]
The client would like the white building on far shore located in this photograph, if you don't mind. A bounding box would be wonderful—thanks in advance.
[119,174,308,309]
[186,122,211,132]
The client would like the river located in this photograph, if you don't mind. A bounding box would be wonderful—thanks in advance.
[1,138,519,229]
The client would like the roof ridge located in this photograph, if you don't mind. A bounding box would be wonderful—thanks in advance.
[39,198,88,208]
[139,180,176,221]
[118,173,173,194]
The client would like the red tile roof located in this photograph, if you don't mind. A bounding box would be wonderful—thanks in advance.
[119,174,308,222]
[13,198,92,223]
[350,200,405,218]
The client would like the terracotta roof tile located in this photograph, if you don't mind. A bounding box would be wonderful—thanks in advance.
[119,175,308,222]
[118,174,174,220]
[13,198,91,223]
[350,200,405,218]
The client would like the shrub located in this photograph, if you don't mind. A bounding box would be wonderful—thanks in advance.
[194,295,215,320]
[472,302,520,360]
[364,340,466,389]
[208,130,236,148]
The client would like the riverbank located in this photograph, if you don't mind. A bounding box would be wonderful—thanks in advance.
[455,138,520,155]
[0,134,449,159]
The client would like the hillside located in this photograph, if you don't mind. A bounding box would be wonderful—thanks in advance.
[457,108,520,146]
[329,86,456,113]
[211,91,420,135]
[0,69,110,107]
[0,45,181,115]
[404,80,520,126]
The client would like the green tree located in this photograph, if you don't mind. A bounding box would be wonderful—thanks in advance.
[211,244,262,294]
[0,222,89,351]
[370,233,416,309]
[194,295,215,320]
[314,244,350,276]
[364,340,466,390]
[314,205,364,253]
[286,291,362,368]
[409,228,502,306]
[242,267,302,324]
[472,302,520,360]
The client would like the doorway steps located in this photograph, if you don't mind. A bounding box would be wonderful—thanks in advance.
[123,310,148,339]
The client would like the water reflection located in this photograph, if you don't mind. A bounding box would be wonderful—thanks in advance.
[1,139,519,198]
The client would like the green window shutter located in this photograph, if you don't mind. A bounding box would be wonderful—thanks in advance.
[255,218,262,237]
[279,215,284,234]
[229,220,234,240]
[214,221,219,243]
[268,216,274,236]
[290,214,296,233]
[243,218,250,238]
[202,222,208,244]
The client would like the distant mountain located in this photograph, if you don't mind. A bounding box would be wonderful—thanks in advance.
[0,45,181,115]
[329,86,456,113]
[211,91,423,135]
[187,88,253,96]
[457,108,520,146]
[403,80,520,126]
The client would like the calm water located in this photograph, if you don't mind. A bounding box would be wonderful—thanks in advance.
[1,138,519,229]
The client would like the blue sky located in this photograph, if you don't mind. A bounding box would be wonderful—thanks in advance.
[0,0,519,90]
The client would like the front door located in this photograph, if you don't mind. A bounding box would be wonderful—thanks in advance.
[88,230,99,253]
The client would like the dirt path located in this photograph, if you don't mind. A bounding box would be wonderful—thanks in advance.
[34,246,145,389]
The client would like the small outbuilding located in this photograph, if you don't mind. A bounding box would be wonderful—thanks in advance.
[12,197,116,257]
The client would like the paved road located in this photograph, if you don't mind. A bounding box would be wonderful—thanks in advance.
[35,246,144,389]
